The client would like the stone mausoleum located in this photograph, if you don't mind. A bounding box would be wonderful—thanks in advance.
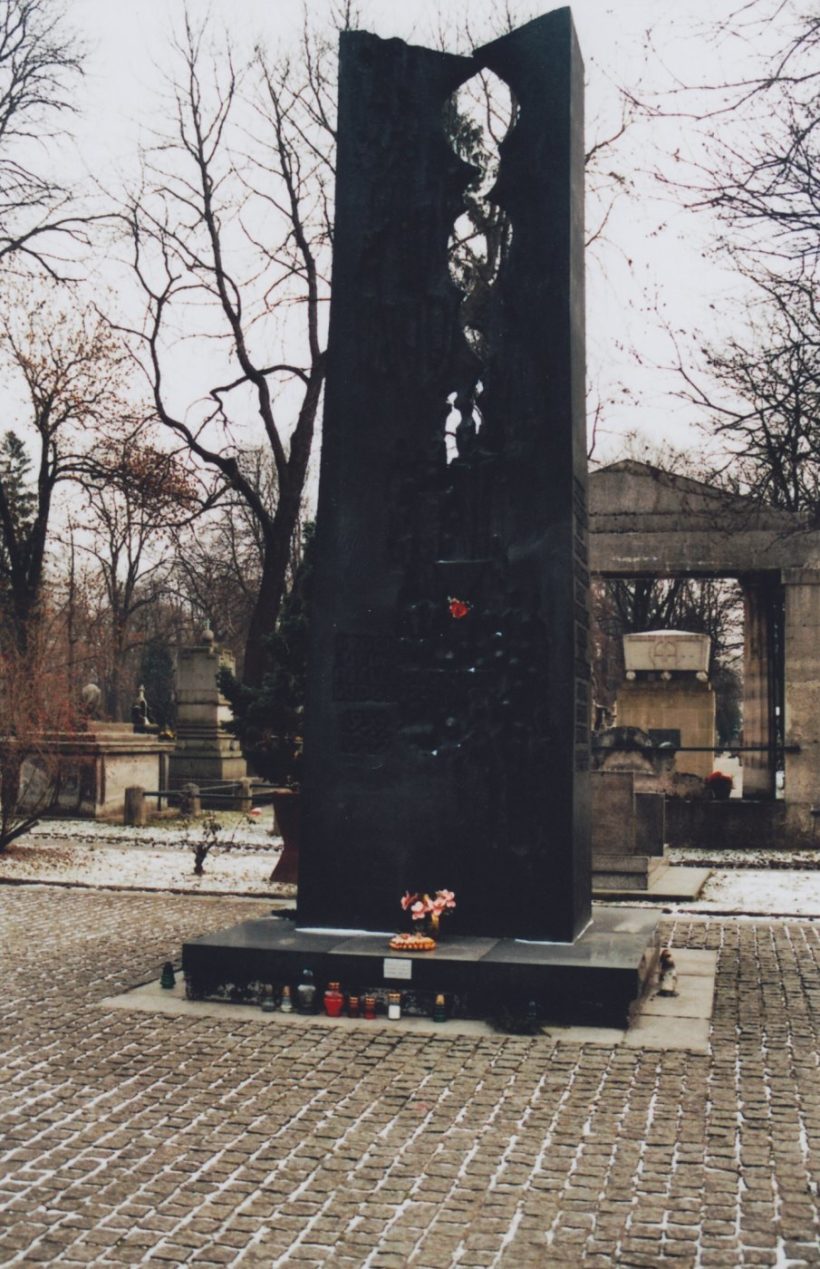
[590,460,820,845]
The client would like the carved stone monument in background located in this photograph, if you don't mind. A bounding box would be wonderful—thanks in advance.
[617,631,716,780]
[169,629,247,792]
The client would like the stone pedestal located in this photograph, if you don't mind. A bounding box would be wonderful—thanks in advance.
[666,799,787,851]
[183,906,660,1029]
[590,771,667,892]
[169,635,247,794]
[618,678,716,780]
[20,723,175,819]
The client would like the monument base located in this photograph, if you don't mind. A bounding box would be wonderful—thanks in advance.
[182,905,660,1028]
[594,865,711,904]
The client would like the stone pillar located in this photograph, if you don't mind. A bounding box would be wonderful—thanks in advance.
[782,569,820,841]
[740,575,777,799]
[234,777,253,813]
[124,786,146,827]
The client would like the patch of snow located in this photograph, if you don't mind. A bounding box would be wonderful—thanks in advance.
[29,813,276,850]
[0,831,290,897]
[4,822,820,915]
[694,869,820,916]
[670,845,820,870]
[639,869,820,918]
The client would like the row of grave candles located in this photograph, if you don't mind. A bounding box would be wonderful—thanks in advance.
[259,969,447,1022]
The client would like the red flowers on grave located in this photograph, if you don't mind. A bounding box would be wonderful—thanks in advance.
[448,597,471,620]
[705,770,733,800]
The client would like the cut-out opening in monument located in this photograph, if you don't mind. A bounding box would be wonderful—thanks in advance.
[591,575,788,799]
[443,68,515,351]
[442,70,514,467]
[444,385,485,464]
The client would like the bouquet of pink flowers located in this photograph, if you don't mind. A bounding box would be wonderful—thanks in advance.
[401,888,456,936]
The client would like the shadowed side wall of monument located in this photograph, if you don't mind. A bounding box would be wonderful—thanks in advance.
[299,10,589,941]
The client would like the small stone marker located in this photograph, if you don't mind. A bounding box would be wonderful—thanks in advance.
[124,786,146,827]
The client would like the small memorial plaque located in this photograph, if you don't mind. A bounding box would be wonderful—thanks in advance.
[383,957,413,981]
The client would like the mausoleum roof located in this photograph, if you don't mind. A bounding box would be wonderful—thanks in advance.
[589,461,820,578]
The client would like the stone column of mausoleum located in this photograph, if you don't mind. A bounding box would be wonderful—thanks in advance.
[739,574,779,800]
[783,568,820,840]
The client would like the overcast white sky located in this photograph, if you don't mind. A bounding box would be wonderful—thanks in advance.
[37,1,784,469]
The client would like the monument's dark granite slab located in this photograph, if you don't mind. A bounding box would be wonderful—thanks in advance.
[298,8,590,944]
[189,921,343,954]
[182,906,659,1027]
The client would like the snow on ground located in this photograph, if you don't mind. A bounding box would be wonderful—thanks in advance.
[670,845,820,870]
[29,813,275,850]
[1,817,290,897]
[0,820,819,914]
[679,869,820,917]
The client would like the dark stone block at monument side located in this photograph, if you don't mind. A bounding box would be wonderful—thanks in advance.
[298,9,590,942]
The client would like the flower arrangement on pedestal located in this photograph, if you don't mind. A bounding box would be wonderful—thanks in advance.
[389,889,456,952]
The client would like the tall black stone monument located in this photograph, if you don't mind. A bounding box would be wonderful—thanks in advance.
[299,8,590,943]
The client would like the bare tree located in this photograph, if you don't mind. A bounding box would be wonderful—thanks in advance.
[0,639,77,848]
[168,449,296,667]
[676,2,820,272]
[117,13,333,685]
[673,275,820,514]
[0,0,93,278]
[78,436,197,718]
[0,288,133,655]
[638,3,820,510]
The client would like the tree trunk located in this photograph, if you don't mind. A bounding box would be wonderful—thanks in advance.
[242,493,303,687]
[10,583,38,657]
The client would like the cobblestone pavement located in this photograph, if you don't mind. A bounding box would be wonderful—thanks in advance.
[0,887,818,1268]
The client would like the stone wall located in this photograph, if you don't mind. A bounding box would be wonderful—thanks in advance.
[665,799,789,851]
